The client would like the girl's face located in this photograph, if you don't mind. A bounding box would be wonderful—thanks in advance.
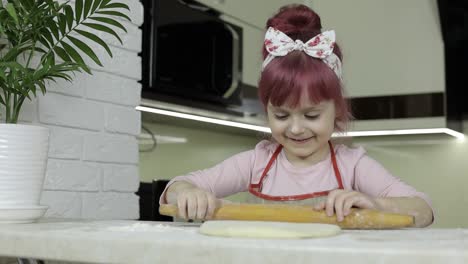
[267,95,336,166]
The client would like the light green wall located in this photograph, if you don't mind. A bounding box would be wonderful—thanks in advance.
[140,121,260,182]
[139,116,261,202]
[351,136,468,228]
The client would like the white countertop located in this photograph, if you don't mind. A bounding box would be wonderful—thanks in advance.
[0,219,466,264]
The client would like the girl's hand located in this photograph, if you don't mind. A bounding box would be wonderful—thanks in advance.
[313,189,381,222]
[176,186,221,220]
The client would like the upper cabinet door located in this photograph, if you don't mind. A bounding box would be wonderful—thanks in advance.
[309,0,444,97]
[196,0,299,29]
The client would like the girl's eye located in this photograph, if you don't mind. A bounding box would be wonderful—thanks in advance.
[274,114,288,120]
[305,114,319,119]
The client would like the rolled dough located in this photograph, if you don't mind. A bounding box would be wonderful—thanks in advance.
[199,220,341,239]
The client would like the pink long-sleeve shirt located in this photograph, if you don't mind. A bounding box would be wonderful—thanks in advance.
[160,140,433,210]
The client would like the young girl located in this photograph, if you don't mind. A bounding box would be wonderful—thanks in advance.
[160,4,434,227]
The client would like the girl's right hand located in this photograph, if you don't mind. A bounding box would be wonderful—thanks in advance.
[165,181,222,220]
[176,186,221,220]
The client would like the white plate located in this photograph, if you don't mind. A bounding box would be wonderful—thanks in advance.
[0,205,48,224]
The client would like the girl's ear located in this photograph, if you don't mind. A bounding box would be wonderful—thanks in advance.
[334,112,351,132]
[333,109,344,132]
[333,120,341,131]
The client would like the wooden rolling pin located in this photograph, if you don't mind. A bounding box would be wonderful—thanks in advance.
[159,203,414,229]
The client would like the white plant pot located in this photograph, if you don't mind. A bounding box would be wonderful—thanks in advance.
[0,124,49,223]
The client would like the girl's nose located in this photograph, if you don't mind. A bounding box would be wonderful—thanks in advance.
[289,119,305,134]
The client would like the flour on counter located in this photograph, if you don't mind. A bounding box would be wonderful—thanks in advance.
[105,222,200,233]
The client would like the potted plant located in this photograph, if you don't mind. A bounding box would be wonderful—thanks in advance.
[0,0,130,223]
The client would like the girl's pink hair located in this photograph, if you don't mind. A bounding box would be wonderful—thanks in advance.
[258,4,351,131]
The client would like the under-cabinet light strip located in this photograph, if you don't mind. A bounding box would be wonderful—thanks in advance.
[136,106,271,133]
[136,106,465,140]
[337,128,465,140]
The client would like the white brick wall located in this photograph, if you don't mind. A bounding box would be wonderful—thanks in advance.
[15,0,143,220]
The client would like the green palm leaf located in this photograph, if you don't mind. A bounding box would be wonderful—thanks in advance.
[82,22,122,44]
[76,29,112,57]
[100,0,112,7]
[27,84,37,98]
[96,10,130,21]
[18,0,34,10]
[1,47,27,62]
[40,29,55,47]
[75,0,83,22]
[37,81,47,94]
[39,37,51,49]
[0,70,6,80]
[19,85,32,99]
[46,19,60,40]
[42,51,55,70]
[54,46,73,62]
[47,73,74,81]
[34,68,49,82]
[67,35,103,66]
[0,62,23,69]
[60,41,90,73]
[84,0,93,19]
[58,14,67,36]
[91,0,103,13]
[34,47,48,54]
[5,3,18,25]
[101,3,129,10]
[88,16,127,32]
[64,5,74,31]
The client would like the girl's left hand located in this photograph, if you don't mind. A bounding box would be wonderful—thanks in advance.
[313,189,381,222]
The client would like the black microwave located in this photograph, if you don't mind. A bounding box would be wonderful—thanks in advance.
[140,0,243,108]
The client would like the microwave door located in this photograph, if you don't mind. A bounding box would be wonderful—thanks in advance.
[222,24,240,100]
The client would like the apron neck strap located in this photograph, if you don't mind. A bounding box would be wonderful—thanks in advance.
[249,141,344,201]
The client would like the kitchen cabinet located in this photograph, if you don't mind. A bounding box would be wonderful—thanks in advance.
[0,219,466,263]
[308,0,444,98]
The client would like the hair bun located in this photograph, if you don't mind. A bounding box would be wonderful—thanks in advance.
[266,4,322,40]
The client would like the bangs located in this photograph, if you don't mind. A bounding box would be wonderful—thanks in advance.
[259,52,342,108]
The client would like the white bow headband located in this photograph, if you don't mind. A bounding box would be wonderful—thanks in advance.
[262,27,343,79]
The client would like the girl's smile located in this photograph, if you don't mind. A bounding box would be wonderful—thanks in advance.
[287,136,313,144]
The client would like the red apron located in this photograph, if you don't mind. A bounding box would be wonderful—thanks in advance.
[247,141,344,205]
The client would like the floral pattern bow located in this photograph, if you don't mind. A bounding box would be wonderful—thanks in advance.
[262,27,342,79]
